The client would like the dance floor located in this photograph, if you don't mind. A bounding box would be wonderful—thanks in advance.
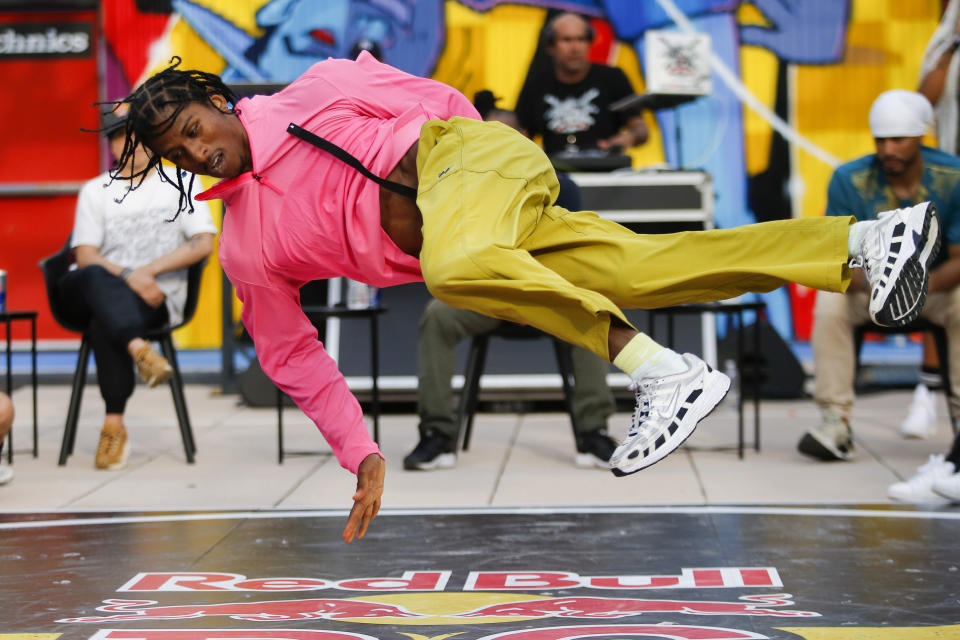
[1,506,958,639]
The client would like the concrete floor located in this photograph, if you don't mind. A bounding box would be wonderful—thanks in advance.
[0,382,956,512]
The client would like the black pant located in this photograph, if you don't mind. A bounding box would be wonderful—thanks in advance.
[57,265,168,414]
[948,431,960,467]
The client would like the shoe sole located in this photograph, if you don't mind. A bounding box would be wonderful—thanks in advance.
[932,486,960,501]
[888,488,949,504]
[145,367,173,388]
[574,452,609,468]
[611,365,731,477]
[797,431,853,461]
[403,452,456,471]
[872,204,939,327]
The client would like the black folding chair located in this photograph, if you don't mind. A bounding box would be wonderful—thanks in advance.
[456,322,579,452]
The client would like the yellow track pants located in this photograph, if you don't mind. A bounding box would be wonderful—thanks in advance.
[415,117,852,361]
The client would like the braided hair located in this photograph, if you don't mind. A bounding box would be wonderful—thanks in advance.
[103,56,238,216]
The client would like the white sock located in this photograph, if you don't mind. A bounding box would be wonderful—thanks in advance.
[628,349,689,383]
[611,333,689,384]
[848,220,873,257]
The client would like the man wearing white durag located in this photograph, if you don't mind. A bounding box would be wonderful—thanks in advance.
[799,91,960,495]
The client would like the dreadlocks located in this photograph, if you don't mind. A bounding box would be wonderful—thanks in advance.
[103,56,239,217]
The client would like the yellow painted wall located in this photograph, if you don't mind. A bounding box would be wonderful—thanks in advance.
[794,0,941,220]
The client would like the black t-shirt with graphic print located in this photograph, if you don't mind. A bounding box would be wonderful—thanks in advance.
[515,63,637,156]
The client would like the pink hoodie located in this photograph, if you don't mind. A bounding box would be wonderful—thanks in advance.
[195,52,480,474]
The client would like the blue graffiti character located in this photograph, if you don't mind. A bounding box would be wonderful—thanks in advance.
[172,0,444,81]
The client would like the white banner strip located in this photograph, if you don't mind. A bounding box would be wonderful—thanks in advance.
[653,0,840,168]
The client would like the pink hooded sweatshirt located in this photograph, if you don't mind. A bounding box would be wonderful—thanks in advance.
[195,52,480,474]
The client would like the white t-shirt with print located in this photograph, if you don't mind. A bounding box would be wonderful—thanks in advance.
[71,171,217,326]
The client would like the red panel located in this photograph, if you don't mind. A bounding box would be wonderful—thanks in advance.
[0,10,99,341]
[2,196,77,341]
[102,0,170,89]
[787,282,816,342]
[0,11,100,182]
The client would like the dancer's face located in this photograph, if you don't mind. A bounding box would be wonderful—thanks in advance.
[147,93,252,180]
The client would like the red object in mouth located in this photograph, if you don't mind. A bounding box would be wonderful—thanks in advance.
[310,29,335,45]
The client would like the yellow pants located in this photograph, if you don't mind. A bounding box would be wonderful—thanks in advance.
[416,117,852,361]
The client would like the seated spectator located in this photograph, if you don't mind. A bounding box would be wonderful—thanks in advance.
[404,97,618,470]
[515,12,647,156]
[57,108,216,470]
[799,90,960,462]
[404,298,619,470]
[0,391,12,485]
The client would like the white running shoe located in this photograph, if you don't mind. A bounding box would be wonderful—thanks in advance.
[850,202,939,327]
[610,353,729,476]
[887,454,955,504]
[932,470,960,501]
[900,383,937,439]
[0,464,12,485]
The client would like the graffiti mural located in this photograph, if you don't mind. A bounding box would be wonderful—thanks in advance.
[100,0,942,342]
[168,0,445,81]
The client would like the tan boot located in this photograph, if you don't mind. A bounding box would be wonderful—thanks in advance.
[95,422,129,470]
[134,344,173,388]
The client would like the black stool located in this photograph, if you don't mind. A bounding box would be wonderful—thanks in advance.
[276,304,386,463]
[457,322,579,452]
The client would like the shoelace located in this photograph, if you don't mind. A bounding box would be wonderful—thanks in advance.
[848,210,894,276]
[98,430,122,457]
[137,349,157,368]
[628,379,671,438]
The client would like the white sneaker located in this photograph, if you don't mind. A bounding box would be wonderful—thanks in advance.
[932,470,960,501]
[851,202,939,327]
[0,464,12,485]
[900,383,937,439]
[888,454,955,504]
[610,353,730,476]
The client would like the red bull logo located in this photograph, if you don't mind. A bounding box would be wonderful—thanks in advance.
[456,594,817,618]
[86,624,768,640]
[59,598,425,623]
[59,593,817,624]
[119,568,781,592]
[88,631,380,640]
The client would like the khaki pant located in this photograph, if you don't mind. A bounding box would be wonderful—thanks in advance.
[416,117,853,361]
[813,289,960,417]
